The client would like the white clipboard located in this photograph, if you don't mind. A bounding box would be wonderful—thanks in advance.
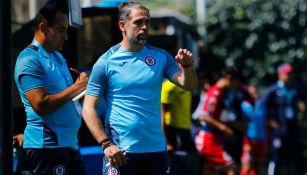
[72,90,86,102]
[72,90,86,116]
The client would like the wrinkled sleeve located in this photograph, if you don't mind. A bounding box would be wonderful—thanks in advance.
[16,54,45,92]
[86,58,107,97]
[261,87,275,121]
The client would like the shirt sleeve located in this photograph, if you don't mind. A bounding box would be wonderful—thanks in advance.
[261,86,276,121]
[163,51,180,80]
[15,54,45,92]
[86,57,108,97]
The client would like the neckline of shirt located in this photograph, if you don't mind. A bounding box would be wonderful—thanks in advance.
[31,39,52,58]
[119,44,147,54]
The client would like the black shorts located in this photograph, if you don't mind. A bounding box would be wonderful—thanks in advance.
[164,125,196,152]
[103,151,171,175]
[24,148,87,175]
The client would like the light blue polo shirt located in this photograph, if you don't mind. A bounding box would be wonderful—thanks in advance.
[14,40,81,149]
[86,44,180,153]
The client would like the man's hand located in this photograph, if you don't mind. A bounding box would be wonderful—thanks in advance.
[13,133,24,147]
[175,48,193,67]
[167,144,175,160]
[171,48,197,91]
[74,72,90,90]
[104,144,126,167]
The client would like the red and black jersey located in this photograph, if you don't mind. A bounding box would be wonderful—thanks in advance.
[202,85,226,134]
[202,84,225,120]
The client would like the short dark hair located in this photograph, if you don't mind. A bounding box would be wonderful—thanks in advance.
[118,1,149,22]
[221,66,241,80]
[34,4,67,30]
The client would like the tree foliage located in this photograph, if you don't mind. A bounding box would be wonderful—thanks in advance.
[138,0,196,22]
[138,0,307,86]
[205,0,307,86]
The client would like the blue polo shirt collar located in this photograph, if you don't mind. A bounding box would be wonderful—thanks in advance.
[31,40,52,58]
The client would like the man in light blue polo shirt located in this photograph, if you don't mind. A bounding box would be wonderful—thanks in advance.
[14,4,89,175]
[82,2,198,175]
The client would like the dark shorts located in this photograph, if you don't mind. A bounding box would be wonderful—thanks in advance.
[102,127,171,175]
[102,151,171,175]
[164,125,197,152]
[24,148,87,175]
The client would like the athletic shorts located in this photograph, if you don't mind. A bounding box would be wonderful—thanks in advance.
[102,151,171,175]
[195,130,234,170]
[164,125,196,152]
[241,137,267,163]
[102,127,171,175]
[24,148,86,175]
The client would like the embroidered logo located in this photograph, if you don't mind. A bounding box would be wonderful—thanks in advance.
[108,167,120,175]
[53,165,65,175]
[144,56,156,66]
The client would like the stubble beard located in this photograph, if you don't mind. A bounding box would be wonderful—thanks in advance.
[128,35,147,48]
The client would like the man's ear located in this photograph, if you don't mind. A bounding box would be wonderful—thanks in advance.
[118,21,126,32]
[39,22,48,35]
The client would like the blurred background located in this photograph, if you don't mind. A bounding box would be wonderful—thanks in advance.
[11,0,307,99]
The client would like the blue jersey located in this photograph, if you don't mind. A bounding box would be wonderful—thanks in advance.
[241,100,267,141]
[262,81,304,137]
[14,40,81,149]
[86,44,180,153]
[224,86,254,122]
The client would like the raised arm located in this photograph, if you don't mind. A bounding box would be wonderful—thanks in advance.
[170,48,198,91]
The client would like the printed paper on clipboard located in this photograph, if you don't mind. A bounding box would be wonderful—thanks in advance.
[72,90,86,117]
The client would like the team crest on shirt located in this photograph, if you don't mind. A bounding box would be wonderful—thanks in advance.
[108,167,120,175]
[144,56,156,66]
[53,165,65,175]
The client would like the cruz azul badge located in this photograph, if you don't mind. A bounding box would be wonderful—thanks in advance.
[108,167,120,175]
[53,165,65,175]
[144,56,156,66]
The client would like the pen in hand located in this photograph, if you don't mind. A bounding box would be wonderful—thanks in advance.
[70,68,81,74]
[106,145,130,167]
